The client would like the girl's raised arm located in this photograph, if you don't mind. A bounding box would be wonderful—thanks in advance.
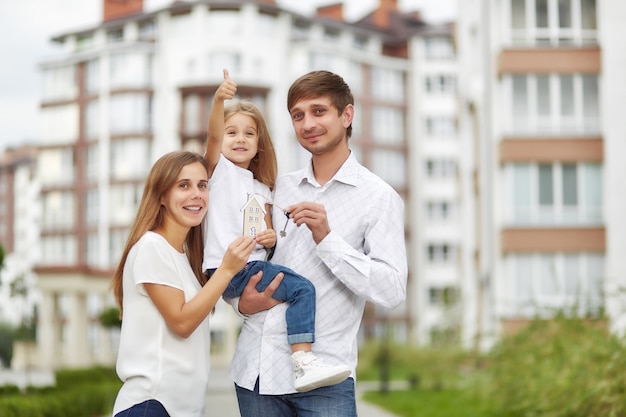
[206,69,237,175]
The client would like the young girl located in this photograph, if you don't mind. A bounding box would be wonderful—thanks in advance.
[202,70,350,393]
[111,151,256,417]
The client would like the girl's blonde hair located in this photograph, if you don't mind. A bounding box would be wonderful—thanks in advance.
[111,151,208,316]
[224,100,278,189]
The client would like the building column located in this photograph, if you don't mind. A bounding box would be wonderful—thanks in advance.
[64,291,90,368]
[37,291,61,369]
[96,292,115,365]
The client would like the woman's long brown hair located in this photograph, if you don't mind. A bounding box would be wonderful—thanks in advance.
[111,151,208,317]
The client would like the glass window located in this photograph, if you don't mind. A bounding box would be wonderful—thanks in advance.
[511,0,526,29]
[538,164,553,206]
[564,255,579,297]
[536,75,551,116]
[562,164,578,206]
[582,75,599,118]
[581,0,597,29]
[559,75,574,116]
[42,65,76,101]
[110,52,151,89]
[107,29,124,43]
[424,37,454,59]
[184,94,201,135]
[110,138,151,180]
[85,59,100,95]
[109,93,151,134]
[536,0,549,28]
[372,67,405,101]
[139,20,156,40]
[515,255,533,303]
[558,0,572,28]
[372,106,404,144]
[371,150,406,188]
[513,164,531,222]
[85,100,99,139]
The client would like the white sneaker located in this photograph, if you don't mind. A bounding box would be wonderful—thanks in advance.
[291,351,351,393]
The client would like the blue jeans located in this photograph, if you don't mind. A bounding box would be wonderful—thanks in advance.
[114,400,170,417]
[235,378,357,417]
[218,260,316,344]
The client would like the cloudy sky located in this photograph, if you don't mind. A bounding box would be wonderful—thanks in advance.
[0,0,456,152]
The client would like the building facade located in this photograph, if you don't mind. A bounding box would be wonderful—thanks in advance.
[29,0,466,369]
[456,0,626,349]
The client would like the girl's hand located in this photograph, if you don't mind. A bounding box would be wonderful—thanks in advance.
[215,69,237,101]
[219,236,255,275]
[255,229,276,249]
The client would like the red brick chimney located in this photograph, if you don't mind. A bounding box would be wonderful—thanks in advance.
[103,0,144,22]
[316,3,344,21]
[372,0,398,28]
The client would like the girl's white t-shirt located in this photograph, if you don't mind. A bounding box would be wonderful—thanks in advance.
[202,154,271,272]
[112,231,211,417]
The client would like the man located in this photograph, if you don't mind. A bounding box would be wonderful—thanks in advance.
[230,70,408,416]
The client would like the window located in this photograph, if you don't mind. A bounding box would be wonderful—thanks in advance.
[323,28,340,42]
[507,74,599,134]
[110,138,151,180]
[508,0,597,45]
[109,183,143,226]
[353,35,368,51]
[76,34,94,51]
[371,106,404,144]
[508,162,602,225]
[427,243,456,264]
[370,150,407,189]
[424,37,454,59]
[109,93,152,134]
[41,235,77,265]
[425,75,455,95]
[426,159,457,179]
[39,148,75,186]
[139,20,156,40]
[84,59,100,96]
[291,20,310,40]
[110,52,152,89]
[429,286,460,306]
[107,29,124,43]
[42,65,76,101]
[40,105,79,144]
[427,201,454,222]
[41,191,75,231]
[371,67,405,101]
[85,189,99,227]
[110,229,129,267]
[425,117,457,137]
[508,253,604,316]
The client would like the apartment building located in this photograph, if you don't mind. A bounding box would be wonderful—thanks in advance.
[27,0,468,368]
[456,0,626,349]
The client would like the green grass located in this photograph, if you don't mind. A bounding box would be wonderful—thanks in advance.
[363,389,496,417]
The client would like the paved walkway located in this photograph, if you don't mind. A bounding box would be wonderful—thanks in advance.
[206,364,400,417]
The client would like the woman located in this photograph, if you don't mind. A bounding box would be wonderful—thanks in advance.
[110,151,256,417]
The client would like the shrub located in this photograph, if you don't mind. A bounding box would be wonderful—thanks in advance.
[479,315,626,417]
[0,367,121,417]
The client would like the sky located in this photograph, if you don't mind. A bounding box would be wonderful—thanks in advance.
[0,0,456,153]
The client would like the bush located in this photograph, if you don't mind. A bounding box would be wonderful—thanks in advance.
[0,367,121,417]
[478,315,626,417]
